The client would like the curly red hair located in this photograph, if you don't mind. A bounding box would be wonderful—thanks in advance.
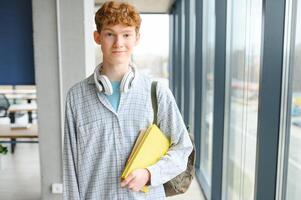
[95,1,141,34]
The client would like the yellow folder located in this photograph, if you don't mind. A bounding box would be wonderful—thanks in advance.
[121,124,170,192]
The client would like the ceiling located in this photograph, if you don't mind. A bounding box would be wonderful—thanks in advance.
[94,0,175,13]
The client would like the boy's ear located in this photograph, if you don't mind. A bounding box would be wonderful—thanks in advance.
[135,32,140,46]
[94,31,101,45]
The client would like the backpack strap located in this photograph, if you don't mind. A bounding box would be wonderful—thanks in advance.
[151,82,195,197]
[151,81,158,125]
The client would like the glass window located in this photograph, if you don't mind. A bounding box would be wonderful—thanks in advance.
[133,14,170,86]
[285,0,301,199]
[200,0,215,185]
[222,0,262,199]
[188,0,196,132]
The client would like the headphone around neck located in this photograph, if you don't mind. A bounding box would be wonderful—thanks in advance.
[93,63,136,96]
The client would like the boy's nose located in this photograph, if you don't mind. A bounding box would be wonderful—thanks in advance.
[113,36,124,48]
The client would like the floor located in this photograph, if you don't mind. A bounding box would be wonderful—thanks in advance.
[0,131,205,200]
[167,178,206,200]
[0,142,41,200]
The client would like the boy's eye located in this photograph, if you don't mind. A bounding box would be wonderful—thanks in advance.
[124,34,130,38]
[106,32,113,36]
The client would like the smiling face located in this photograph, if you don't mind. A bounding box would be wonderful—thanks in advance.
[94,24,140,66]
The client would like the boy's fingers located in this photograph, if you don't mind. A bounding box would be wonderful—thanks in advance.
[121,173,135,187]
[129,183,140,192]
[127,177,138,189]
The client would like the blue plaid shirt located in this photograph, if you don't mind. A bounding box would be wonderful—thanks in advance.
[63,71,193,200]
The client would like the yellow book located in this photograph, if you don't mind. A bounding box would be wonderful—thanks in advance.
[121,124,170,193]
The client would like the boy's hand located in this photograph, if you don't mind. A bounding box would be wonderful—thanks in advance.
[121,168,151,192]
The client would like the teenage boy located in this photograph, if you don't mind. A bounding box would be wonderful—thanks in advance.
[63,1,193,199]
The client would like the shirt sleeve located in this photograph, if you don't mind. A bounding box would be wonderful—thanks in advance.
[146,82,193,186]
[63,91,80,200]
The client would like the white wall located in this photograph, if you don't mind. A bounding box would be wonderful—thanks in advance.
[32,0,94,199]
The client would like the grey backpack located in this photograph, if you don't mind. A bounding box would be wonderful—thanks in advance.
[151,81,196,196]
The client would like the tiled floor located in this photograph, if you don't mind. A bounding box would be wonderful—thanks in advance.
[0,142,41,200]
[0,142,205,200]
[167,178,205,200]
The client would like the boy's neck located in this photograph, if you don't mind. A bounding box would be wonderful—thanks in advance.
[101,61,131,81]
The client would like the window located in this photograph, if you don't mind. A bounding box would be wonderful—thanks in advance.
[279,0,301,199]
[200,0,215,185]
[222,0,262,199]
[133,14,170,86]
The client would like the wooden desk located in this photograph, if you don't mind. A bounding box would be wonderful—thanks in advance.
[0,124,38,153]
[5,94,37,103]
[8,103,38,123]
[0,85,13,90]
[0,124,38,138]
[0,88,36,95]
[8,103,37,112]
[0,89,36,95]
[14,85,36,91]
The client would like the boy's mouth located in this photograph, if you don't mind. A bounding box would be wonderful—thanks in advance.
[112,51,126,54]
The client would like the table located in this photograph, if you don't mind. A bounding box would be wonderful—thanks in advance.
[5,93,37,104]
[8,103,38,123]
[0,84,36,92]
[0,124,38,153]
[0,89,36,95]
[0,124,38,138]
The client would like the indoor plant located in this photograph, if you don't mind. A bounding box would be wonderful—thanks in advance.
[0,144,8,154]
[0,144,8,170]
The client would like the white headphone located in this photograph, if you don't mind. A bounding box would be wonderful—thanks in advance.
[93,63,136,95]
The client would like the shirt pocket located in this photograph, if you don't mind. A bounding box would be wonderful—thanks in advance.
[77,119,113,161]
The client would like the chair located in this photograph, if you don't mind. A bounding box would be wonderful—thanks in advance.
[0,94,14,153]
[0,94,10,118]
